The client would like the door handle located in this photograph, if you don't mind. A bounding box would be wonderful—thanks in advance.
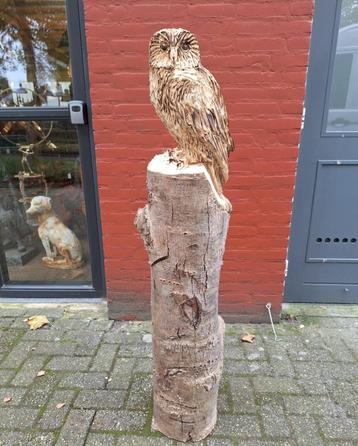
[69,100,87,125]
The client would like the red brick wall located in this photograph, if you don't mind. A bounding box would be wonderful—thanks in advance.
[83,0,313,322]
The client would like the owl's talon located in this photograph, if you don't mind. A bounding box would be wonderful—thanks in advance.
[168,149,186,167]
[221,196,232,213]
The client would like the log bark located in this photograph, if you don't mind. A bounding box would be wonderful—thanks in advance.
[135,152,230,442]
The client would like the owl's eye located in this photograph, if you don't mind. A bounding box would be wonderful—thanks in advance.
[160,42,169,51]
[181,41,190,50]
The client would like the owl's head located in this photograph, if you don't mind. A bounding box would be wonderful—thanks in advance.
[149,28,200,70]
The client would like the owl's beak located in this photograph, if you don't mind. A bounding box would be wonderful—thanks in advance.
[169,47,177,65]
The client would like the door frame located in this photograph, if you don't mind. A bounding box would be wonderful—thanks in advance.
[285,0,358,303]
[0,0,105,299]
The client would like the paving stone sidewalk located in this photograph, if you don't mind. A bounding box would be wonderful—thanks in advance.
[0,303,357,446]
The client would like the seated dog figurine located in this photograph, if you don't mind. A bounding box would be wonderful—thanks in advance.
[26,195,83,269]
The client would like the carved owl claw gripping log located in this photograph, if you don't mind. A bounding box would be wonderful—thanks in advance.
[135,29,233,442]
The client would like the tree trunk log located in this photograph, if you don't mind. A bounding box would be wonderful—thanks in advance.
[135,152,230,442]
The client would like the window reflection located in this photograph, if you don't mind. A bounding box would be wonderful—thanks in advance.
[0,0,72,107]
[327,0,358,132]
[0,121,92,284]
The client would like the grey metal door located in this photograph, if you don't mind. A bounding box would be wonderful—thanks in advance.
[285,0,358,303]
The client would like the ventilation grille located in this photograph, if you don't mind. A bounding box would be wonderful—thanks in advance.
[316,237,357,243]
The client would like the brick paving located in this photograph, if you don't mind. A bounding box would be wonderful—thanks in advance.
[0,303,357,445]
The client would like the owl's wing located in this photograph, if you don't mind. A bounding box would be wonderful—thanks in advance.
[178,67,234,184]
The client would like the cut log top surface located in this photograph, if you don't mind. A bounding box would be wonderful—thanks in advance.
[148,152,228,210]
[149,152,207,175]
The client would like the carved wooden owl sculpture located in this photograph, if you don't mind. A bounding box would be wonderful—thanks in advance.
[149,28,234,195]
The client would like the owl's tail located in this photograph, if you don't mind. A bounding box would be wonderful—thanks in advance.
[201,134,231,196]
[205,160,228,196]
[205,162,232,212]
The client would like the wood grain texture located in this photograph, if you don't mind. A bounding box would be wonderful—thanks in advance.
[135,152,229,442]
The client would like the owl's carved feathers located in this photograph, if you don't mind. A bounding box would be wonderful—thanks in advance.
[177,68,235,185]
[149,28,234,193]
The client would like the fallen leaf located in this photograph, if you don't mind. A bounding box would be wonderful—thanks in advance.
[3,396,12,403]
[281,313,298,322]
[241,334,255,343]
[26,315,49,330]
[37,370,46,377]
[56,403,66,409]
